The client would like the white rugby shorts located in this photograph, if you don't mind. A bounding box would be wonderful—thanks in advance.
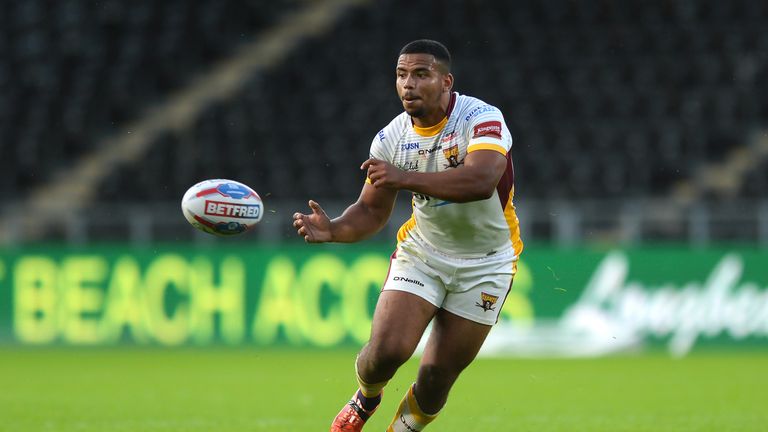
[382,232,517,326]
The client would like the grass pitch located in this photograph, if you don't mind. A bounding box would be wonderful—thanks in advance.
[1,347,766,431]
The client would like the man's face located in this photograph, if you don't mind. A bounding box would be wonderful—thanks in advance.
[395,54,450,119]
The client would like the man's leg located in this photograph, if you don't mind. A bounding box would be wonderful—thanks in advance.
[387,309,492,431]
[331,290,437,431]
[357,290,438,382]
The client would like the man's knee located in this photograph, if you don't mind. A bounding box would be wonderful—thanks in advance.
[417,363,462,390]
[413,363,462,414]
[359,339,414,375]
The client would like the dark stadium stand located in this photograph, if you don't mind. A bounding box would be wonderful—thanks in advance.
[3,0,767,207]
[86,0,768,205]
[742,155,768,197]
[0,0,299,199]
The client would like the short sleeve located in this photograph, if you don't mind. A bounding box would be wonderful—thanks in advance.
[466,107,512,155]
[366,127,394,184]
[369,128,392,161]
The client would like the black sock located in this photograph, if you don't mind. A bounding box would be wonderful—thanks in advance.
[356,389,382,412]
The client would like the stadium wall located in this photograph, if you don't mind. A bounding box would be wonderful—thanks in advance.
[1,244,766,357]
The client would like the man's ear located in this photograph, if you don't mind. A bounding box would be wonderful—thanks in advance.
[444,73,454,93]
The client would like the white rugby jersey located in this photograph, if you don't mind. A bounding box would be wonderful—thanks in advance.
[368,92,523,258]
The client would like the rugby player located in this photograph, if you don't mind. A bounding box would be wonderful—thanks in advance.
[293,39,523,432]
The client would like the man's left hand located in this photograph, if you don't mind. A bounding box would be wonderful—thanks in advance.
[361,158,407,189]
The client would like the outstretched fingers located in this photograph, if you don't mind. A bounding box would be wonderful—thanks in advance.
[293,201,323,242]
[295,218,313,242]
[308,200,326,217]
[292,210,310,241]
[293,200,332,243]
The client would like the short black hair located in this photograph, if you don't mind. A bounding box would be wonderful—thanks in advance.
[399,39,451,71]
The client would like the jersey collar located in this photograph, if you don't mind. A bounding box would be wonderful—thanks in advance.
[411,92,457,137]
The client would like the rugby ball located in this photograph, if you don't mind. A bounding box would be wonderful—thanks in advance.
[181,179,263,236]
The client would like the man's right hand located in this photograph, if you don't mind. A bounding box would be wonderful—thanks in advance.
[293,200,332,243]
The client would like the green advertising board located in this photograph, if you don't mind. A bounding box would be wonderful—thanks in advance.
[0,244,766,356]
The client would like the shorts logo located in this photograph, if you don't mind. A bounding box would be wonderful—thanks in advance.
[476,292,499,312]
[442,144,463,168]
[473,121,502,140]
[393,276,425,287]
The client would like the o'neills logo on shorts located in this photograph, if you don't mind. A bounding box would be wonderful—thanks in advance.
[393,276,425,287]
[204,200,261,219]
[472,121,502,140]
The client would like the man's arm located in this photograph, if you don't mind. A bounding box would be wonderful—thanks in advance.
[363,150,507,203]
[292,183,398,243]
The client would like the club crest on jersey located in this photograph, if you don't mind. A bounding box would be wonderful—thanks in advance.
[476,292,499,312]
[442,144,463,168]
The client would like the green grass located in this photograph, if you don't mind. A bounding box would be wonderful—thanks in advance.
[1,348,766,431]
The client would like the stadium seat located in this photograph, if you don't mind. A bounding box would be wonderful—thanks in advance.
[0,0,299,200]
[4,0,766,212]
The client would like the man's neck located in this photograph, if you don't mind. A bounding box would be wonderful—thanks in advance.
[411,92,452,128]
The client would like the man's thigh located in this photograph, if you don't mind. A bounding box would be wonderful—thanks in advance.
[372,245,446,350]
[368,289,438,354]
[420,308,492,372]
